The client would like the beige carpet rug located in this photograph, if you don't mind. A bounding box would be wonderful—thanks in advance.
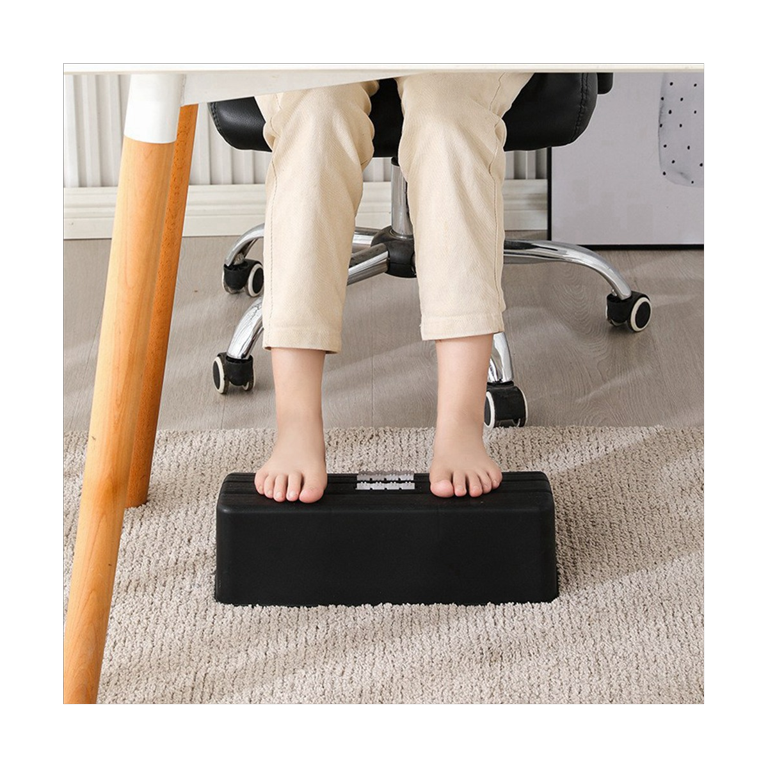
[63,426,703,704]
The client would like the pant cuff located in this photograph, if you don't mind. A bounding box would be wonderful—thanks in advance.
[263,327,342,354]
[420,312,505,341]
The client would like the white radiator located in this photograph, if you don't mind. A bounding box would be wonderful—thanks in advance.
[63,74,547,237]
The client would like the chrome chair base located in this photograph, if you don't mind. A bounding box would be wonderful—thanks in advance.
[213,162,652,428]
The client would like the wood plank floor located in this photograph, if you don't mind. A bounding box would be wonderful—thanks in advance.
[63,234,704,432]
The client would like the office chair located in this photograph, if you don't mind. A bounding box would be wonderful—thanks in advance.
[207,74,652,427]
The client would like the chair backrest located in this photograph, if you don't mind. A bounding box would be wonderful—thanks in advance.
[209,73,613,156]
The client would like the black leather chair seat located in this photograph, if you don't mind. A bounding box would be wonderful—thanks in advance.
[209,73,614,156]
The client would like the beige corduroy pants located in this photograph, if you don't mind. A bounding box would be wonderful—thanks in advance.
[255,72,532,354]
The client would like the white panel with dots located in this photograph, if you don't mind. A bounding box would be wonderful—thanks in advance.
[659,73,704,187]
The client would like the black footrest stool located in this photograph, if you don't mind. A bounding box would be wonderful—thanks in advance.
[216,471,559,606]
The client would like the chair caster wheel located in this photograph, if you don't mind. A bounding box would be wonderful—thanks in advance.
[485,383,527,428]
[606,291,652,332]
[213,353,254,394]
[222,259,264,297]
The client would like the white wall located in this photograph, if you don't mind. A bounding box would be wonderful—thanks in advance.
[63,74,548,238]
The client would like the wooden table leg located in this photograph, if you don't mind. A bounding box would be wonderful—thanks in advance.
[63,133,176,704]
[126,104,198,508]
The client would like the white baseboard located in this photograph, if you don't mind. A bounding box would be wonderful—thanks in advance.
[63,180,547,240]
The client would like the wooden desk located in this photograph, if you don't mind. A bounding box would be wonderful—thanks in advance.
[62,64,703,703]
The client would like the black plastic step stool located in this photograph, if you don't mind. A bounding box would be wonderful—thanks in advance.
[216,471,558,606]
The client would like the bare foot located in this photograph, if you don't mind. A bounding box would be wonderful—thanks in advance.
[430,418,502,498]
[429,334,503,498]
[255,347,328,503]
[254,414,327,503]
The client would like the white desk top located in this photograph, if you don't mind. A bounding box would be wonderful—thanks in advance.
[64,63,704,76]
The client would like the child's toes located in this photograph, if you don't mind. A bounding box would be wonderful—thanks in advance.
[299,470,327,503]
[286,472,303,502]
[430,467,455,498]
